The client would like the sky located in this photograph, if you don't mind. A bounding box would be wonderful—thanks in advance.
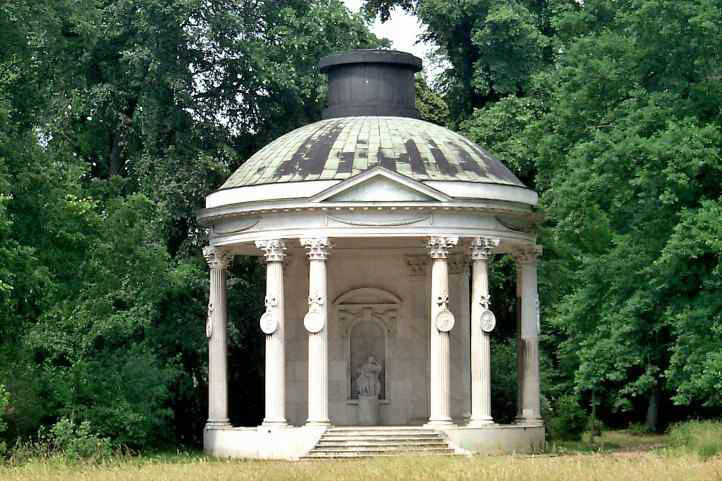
[341,0,442,80]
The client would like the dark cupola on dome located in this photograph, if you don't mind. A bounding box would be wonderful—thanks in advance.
[320,49,422,119]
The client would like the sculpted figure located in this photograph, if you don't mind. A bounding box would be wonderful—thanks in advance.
[355,355,383,397]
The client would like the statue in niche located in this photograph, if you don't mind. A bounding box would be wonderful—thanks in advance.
[355,355,383,398]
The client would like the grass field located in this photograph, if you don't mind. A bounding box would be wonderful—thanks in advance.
[1,430,720,481]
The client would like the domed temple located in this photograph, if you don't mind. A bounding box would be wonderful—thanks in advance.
[197,50,544,459]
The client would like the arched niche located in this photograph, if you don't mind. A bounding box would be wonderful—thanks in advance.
[335,287,401,402]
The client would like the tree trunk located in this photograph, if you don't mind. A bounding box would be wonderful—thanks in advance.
[645,383,661,433]
[109,130,122,178]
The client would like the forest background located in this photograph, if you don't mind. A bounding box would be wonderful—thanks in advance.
[0,0,720,452]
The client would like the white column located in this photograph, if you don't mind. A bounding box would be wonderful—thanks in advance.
[203,246,233,428]
[515,260,524,421]
[301,237,332,426]
[256,239,288,427]
[426,235,458,426]
[468,237,499,426]
[514,245,542,425]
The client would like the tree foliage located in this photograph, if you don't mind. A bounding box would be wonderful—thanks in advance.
[0,0,382,448]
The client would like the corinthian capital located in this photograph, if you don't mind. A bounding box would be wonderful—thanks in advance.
[427,235,459,259]
[255,239,287,263]
[301,237,332,261]
[470,237,500,261]
[513,245,542,266]
[203,246,233,270]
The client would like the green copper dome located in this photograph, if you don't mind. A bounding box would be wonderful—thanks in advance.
[220,116,524,190]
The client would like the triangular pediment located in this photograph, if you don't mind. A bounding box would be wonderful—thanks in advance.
[310,167,450,203]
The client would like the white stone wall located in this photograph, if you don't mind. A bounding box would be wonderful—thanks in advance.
[282,245,471,426]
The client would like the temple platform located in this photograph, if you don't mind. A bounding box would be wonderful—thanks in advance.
[203,423,545,460]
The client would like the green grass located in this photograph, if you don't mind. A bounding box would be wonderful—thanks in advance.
[668,420,722,460]
[546,427,668,454]
[1,426,720,481]
[1,451,720,481]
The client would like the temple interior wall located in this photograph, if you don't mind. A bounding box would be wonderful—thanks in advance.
[283,246,471,426]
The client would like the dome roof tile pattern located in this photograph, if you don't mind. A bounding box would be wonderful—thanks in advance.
[220,116,524,190]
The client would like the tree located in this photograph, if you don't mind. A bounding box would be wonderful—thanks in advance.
[364,0,564,122]
[0,0,383,448]
[531,0,722,431]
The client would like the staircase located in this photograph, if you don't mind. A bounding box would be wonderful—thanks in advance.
[302,426,464,459]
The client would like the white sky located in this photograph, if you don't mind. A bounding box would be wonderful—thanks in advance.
[341,0,443,80]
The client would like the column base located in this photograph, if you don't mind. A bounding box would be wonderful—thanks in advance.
[425,419,456,428]
[205,419,231,430]
[305,420,332,427]
[261,419,288,429]
[514,417,543,426]
[467,418,495,427]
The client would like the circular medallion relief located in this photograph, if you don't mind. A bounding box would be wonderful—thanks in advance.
[435,309,455,332]
[479,309,496,333]
[304,311,324,333]
[259,311,278,335]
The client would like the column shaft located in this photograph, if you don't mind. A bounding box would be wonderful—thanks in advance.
[256,240,287,427]
[469,237,498,426]
[204,247,232,428]
[515,265,524,421]
[471,257,492,424]
[302,238,331,426]
[516,246,542,424]
[427,236,457,426]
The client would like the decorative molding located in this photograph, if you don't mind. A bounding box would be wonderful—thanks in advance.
[405,255,429,277]
[480,309,496,333]
[427,235,459,259]
[479,294,491,311]
[436,292,450,310]
[335,287,401,337]
[301,237,332,261]
[338,306,399,337]
[206,302,214,339]
[308,291,324,310]
[309,166,452,203]
[333,287,402,305]
[212,218,260,235]
[470,237,500,261]
[203,246,233,270]
[513,245,542,266]
[495,215,534,233]
[255,239,287,263]
[327,213,431,227]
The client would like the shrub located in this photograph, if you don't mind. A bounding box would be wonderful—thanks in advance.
[547,395,589,441]
[668,420,722,460]
[627,422,652,436]
[0,384,8,456]
[44,418,113,462]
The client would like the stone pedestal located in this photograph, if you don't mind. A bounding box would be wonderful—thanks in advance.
[357,396,380,426]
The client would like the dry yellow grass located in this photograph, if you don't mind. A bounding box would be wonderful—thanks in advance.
[1,452,721,481]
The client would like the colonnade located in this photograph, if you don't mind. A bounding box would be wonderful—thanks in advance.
[202,236,542,429]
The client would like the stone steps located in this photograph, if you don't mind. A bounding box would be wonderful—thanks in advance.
[302,426,463,459]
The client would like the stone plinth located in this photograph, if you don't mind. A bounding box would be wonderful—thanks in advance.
[357,396,380,426]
